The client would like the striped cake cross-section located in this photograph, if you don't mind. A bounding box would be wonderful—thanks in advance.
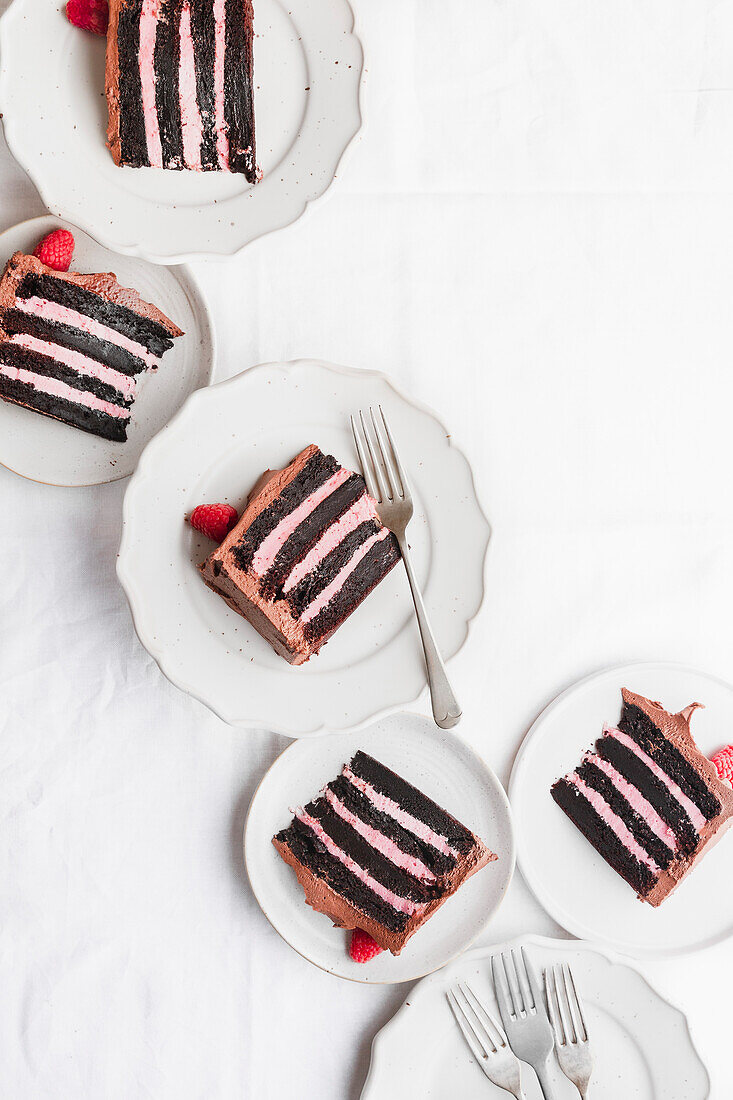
[273,751,496,954]
[106,0,258,181]
[0,252,182,443]
[200,445,403,664]
[551,689,733,906]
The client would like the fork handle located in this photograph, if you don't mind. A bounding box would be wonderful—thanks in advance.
[533,1060,561,1100]
[396,533,462,729]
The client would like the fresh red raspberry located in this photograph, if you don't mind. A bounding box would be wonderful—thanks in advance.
[66,0,109,35]
[188,503,239,544]
[33,229,75,272]
[349,929,383,963]
[712,745,733,786]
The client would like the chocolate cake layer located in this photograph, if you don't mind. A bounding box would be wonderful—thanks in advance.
[115,0,148,167]
[0,374,128,443]
[348,752,479,857]
[552,689,733,906]
[200,445,402,665]
[2,308,149,379]
[274,752,496,954]
[303,533,402,645]
[106,0,258,180]
[223,0,257,179]
[155,0,185,170]
[575,758,675,870]
[552,776,657,898]
[325,773,456,879]
[595,731,700,855]
[190,1,220,170]
[232,450,341,572]
[304,798,436,906]
[262,474,366,599]
[17,273,177,358]
[0,252,183,443]
[281,817,410,934]
[619,700,721,821]
[287,520,380,615]
[0,342,132,408]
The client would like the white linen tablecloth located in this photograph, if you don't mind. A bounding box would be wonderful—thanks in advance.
[2,1,733,1095]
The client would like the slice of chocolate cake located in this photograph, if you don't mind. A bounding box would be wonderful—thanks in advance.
[0,252,182,443]
[106,0,258,181]
[274,751,496,955]
[200,445,402,664]
[552,689,733,906]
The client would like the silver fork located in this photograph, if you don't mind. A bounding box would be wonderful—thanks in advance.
[351,406,461,729]
[544,964,593,1098]
[492,948,559,1100]
[446,982,526,1098]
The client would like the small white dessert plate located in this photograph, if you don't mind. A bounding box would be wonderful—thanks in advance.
[0,0,362,264]
[510,663,733,958]
[0,216,213,486]
[244,716,515,984]
[117,359,490,735]
[361,934,709,1099]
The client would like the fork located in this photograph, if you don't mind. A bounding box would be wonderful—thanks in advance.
[492,948,559,1100]
[351,406,461,729]
[446,982,526,1098]
[544,964,593,1098]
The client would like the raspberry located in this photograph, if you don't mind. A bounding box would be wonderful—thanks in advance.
[349,929,383,963]
[712,745,733,786]
[33,229,75,272]
[188,503,239,544]
[66,0,109,35]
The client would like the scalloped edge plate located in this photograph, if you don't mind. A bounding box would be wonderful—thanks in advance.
[117,359,491,735]
[362,935,710,1099]
[0,0,363,263]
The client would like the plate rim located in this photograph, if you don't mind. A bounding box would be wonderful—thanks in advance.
[116,358,491,736]
[242,722,516,984]
[361,932,710,1098]
[509,660,733,958]
[0,213,216,487]
[0,0,365,264]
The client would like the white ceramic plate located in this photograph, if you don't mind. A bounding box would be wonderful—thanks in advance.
[0,0,362,264]
[117,359,490,735]
[361,934,709,1099]
[510,663,733,958]
[0,215,213,486]
[244,716,515,983]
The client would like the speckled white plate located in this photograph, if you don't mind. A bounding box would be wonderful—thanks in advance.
[117,359,490,735]
[0,215,213,486]
[361,935,709,1099]
[244,716,515,983]
[510,663,733,958]
[0,0,363,263]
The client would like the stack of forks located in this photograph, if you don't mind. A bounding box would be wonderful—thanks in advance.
[447,948,592,1098]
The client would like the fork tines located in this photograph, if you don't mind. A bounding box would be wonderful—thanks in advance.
[543,962,592,1096]
[350,406,407,505]
[446,982,524,1097]
[447,982,507,1056]
[493,947,542,1018]
[545,962,589,1046]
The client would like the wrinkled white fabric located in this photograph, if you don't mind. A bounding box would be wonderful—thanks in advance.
[1,0,732,1095]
